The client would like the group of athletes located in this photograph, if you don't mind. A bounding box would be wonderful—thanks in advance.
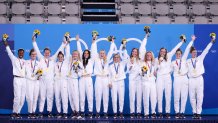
[2,29,216,120]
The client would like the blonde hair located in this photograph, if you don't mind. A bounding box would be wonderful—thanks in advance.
[71,50,81,61]
[144,51,155,63]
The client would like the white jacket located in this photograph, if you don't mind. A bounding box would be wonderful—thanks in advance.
[6,46,26,77]
[25,59,41,80]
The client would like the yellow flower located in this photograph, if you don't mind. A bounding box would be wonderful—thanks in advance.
[34,29,40,35]
[121,38,127,44]
[74,61,79,65]
[92,30,99,36]
[210,32,216,37]
[107,36,115,42]
[65,32,70,37]
[2,33,9,40]
[142,66,148,72]
[180,34,186,41]
[36,69,43,75]
[144,26,150,29]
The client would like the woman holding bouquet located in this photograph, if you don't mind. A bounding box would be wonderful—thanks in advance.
[187,34,215,119]
[25,49,41,119]
[91,33,116,119]
[32,34,67,118]
[155,36,185,119]
[171,35,196,119]
[124,32,149,119]
[65,39,83,119]
[140,51,157,119]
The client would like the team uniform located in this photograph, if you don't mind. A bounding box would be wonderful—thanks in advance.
[77,41,94,117]
[33,41,65,116]
[65,44,82,119]
[126,36,147,117]
[54,56,69,116]
[6,46,26,117]
[187,42,213,118]
[155,41,184,117]
[109,49,128,118]
[91,40,115,117]
[140,61,157,118]
[25,59,41,117]
[171,40,194,118]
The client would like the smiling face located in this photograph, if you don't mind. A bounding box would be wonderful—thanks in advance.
[99,50,106,59]
[191,50,197,58]
[18,50,24,59]
[30,51,37,60]
[113,54,120,63]
[131,48,138,58]
[159,48,166,57]
[83,50,90,59]
[44,49,51,59]
[72,51,79,60]
[176,50,182,59]
[58,53,64,62]
[146,52,152,61]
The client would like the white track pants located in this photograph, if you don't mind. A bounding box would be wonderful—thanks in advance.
[174,76,188,114]
[111,80,125,113]
[54,78,68,113]
[39,78,54,112]
[156,74,172,113]
[68,78,80,112]
[129,78,142,113]
[189,76,204,114]
[13,77,26,113]
[95,76,109,113]
[142,80,157,115]
[79,77,93,112]
[26,79,39,113]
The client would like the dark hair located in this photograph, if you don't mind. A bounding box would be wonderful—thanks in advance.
[176,48,183,54]
[130,48,140,61]
[29,48,35,56]
[58,51,64,58]
[190,46,196,53]
[158,47,168,61]
[18,48,24,53]
[43,47,51,53]
[82,50,91,68]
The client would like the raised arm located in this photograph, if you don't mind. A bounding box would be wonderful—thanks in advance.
[65,43,71,61]
[91,40,98,61]
[120,49,129,66]
[199,41,213,61]
[168,41,184,59]
[139,34,148,60]
[76,36,83,60]
[50,42,66,61]
[107,42,116,61]
[182,35,196,60]
[5,44,16,61]
[32,37,44,60]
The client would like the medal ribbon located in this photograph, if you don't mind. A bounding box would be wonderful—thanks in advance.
[114,63,119,74]
[58,61,63,73]
[191,59,196,69]
[45,59,49,68]
[101,59,105,70]
[31,60,36,74]
[19,59,24,69]
[176,59,182,71]
[147,62,152,74]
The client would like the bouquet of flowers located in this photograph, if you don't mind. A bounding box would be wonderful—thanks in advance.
[107,35,115,42]
[210,32,216,43]
[121,38,127,50]
[73,61,80,73]
[144,26,151,35]
[36,69,43,80]
[33,29,40,38]
[2,33,9,42]
[180,34,186,43]
[64,32,71,42]
[141,66,148,76]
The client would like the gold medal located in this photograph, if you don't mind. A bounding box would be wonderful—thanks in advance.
[46,68,49,72]
[115,74,118,78]
[193,69,197,73]
[178,71,181,74]
[68,71,72,76]
[31,74,34,77]
[149,74,152,77]
[84,69,87,73]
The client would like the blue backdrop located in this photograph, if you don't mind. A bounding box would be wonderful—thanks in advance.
[0,24,217,115]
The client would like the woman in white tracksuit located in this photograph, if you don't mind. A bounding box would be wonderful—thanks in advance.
[187,36,215,119]
[140,51,157,119]
[4,41,26,119]
[91,36,116,119]
[125,34,148,118]
[155,38,185,118]
[171,35,196,119]
[54,51,69,119]
[66,43,82,119]
[109,44,127,119]
[76,35,94,119]
[32,36,66,118]
[26,49,41,119]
